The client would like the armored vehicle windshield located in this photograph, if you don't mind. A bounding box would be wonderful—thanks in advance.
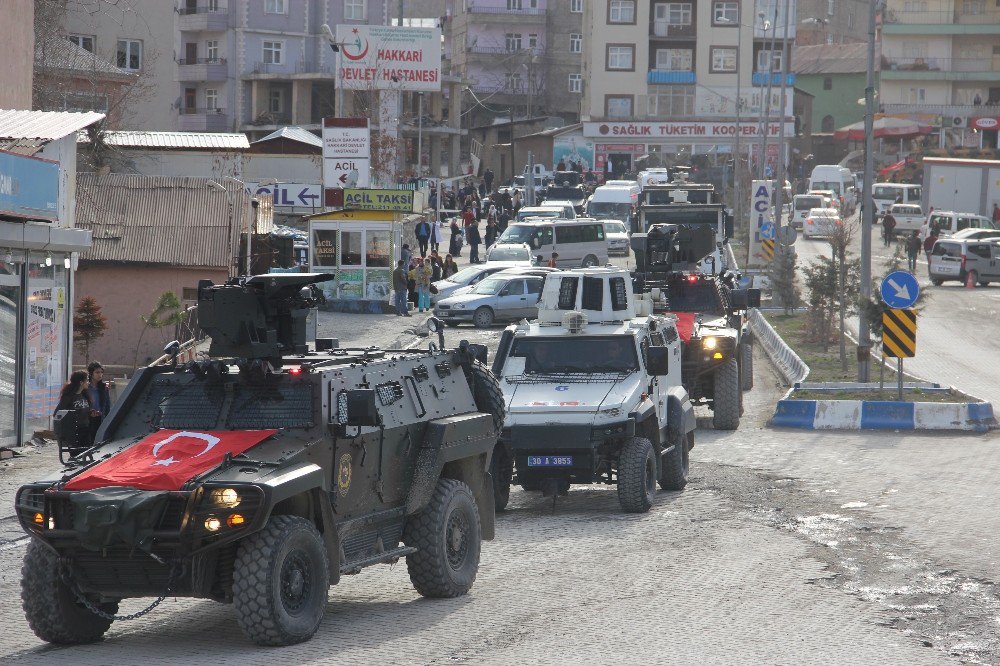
[509,336,639,374]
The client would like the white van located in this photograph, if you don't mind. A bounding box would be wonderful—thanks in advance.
[872,183,922,219]
[921,210,995,240]
[809,165,857,213]
[637,168,673,190]
[791,193,832,229]
[585,184,638,223]
[516,205,569,222]
[495,219,609,268]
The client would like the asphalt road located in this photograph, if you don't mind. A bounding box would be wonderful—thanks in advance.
[790,216,1000,403]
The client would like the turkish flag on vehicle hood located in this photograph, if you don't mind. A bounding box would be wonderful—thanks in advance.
[64,429,278,492]
[666,312,697,343]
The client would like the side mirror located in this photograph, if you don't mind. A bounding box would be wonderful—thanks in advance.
[747,288,761,308]
[341,389,380,427]
[646,346,670,376]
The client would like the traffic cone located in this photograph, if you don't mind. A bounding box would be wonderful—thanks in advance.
[966,272,976,289]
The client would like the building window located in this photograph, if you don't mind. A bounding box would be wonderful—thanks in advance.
[505,33,522,51]
[570,33,582,53]
[116,39,142,70]
[658,2,692,25]
[907,87,925,103]
[821,115,834,132]
[823,76,832,90]
[505,71,523,91]
[713,1,738,24]
[206,88,219,110]
[710,46,736,72]
[68,34,95,52]
[206,40,219,61]
[269,88,284,113]
[569,73,582,93]
[263,40,284,65]
[606,45,635,71]
[847,10,855,28]
[345,0,366,19]
[570,0,583,11]
[656,48,693,71]
[528,33,538,49]
[827,0,835,15]
[605,95,634,118]
[608,0,636,23]
[756,49,783,72]
[507,0,539,8]
[264,0,287,13]
[903,0,928,10]
[961,0,985,13]
[647,85,694,116]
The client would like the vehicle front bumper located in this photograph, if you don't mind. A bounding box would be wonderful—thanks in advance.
[433,306,475,321]
[502,420,634,484]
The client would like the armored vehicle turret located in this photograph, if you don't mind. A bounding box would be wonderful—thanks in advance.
[17,274,504,647]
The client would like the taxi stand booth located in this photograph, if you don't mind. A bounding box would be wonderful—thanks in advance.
[307,189,425,311]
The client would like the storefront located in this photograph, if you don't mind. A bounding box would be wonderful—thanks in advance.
[0,150,91,448]
[308,209,400,302]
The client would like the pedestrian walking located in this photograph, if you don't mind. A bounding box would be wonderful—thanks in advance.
[407,257,419,307]
[923,229,939,273]
[484,168,494,193]
[414,217,431,256]
[993,202,1000,225]
[905,231,921,272]
[512,189,522,213]
[467,222,482,263]
[430,251,443,281]
[485,219,498,250]
[462,206,475,229]
[443,254,458,277]
[55,370,93,453]
[85,362,111,445]
[430,217,443,253]
[414,258,432,312]
[449,217,463,257]
[547,252,559,268]
[400,243,412,269]
[882,212,896,247]
[392,260,411,316]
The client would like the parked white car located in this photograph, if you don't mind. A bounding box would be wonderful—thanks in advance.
[601,220,631,256]
[802,207,843,238]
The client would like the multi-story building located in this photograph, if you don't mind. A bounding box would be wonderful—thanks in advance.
[794,0,866,46]
[581,0,796,175]
[59,0,176,130]
[447,0,584,126]
[879,0,1000,147]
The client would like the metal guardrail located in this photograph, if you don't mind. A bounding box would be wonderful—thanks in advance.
[748,308,809,386]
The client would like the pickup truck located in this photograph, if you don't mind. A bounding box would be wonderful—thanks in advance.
[885,203,924,232]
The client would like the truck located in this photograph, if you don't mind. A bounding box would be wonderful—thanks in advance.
[922,156,1000,218]
[630,224,760,430]
[16,273,504,647]
[489,267,696,513]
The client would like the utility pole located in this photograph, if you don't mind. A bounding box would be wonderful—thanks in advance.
[398,0,404,25]
[756,6,779,180]
[417,93,423,177]
[772,0,792,229]
[733,12,744,230]
[858,0,879,381]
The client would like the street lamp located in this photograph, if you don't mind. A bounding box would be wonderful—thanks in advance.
[321,24,350,117]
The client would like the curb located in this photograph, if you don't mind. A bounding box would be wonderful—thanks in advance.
[771,393,997,432]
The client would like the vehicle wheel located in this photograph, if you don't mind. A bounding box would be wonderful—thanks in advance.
[233,515,330,646]
[21,539,118,645]
[582,254,599,267]
[931,278,944,286]
[404,478,482,598]
[980,281,991,287]
[658,426,691,492]
[712,359,741,430]
[466,360,506,435]
[968,270,979,287]
[489,443,513,511]
[473,306,494,328]
[740,340,754,391]
[446,321,460,328]
[617,436,656,513]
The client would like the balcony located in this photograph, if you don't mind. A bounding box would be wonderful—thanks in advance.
[883,7,1000,33]
[466,45,546,56]
[467,5,546,17]
[881,103,1000,117]
[178,108,229,132]
[647,70,696,84]
[752,72,796,86]
[177,57,228,82]
[244,61,334,78]
[881,56,1000,81]
[649,21,696,40]
[178,5,228,32]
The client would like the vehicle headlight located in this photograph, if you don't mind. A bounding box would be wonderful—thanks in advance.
[452,303,466,309]
[703,337,718,350]
[211,487,241,508]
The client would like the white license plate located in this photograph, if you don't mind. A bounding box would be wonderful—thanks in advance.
[936,265,958,274]
[527,455,574,467]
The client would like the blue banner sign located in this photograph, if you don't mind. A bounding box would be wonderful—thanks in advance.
[0,151,59,222]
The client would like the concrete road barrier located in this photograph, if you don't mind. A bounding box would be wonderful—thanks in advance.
[748,308,809,385]
[772,392,996,432]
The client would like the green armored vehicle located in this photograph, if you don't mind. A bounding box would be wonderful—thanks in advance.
[16,274,504,646]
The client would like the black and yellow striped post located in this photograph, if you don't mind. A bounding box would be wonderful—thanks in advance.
[882,308,916,400]
[761,238,775,262]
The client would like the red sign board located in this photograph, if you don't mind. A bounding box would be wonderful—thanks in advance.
[971,117,1000,130]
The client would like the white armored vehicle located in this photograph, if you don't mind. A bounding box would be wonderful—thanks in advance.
[489,268,697,513]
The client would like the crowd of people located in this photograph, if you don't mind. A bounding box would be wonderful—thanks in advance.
[54,362,111,455]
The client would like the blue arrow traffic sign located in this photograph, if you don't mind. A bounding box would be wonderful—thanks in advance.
[760,222,776,240]
[880,270,919,309]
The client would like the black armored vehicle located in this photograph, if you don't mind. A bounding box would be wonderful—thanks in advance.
[632,224,759,430]
[16,273,504,646]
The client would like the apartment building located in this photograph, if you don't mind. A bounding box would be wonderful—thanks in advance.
[879,0,1000,147]
[581,0,796,174]
[794,0,866,46]
[447,0,584,126]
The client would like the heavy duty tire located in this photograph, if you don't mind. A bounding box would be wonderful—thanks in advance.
[617,436,657,513]
[473,306,495,328]
[21,539,117,645]
[404,478,482,598]
[490,443,513,511]
[931,278,944,286]
[658,428,691,491]
[740,340,754,391]
[712,358,741,430]
[981,281,991,287]
[582,254,599,267]
[233,515,330,646]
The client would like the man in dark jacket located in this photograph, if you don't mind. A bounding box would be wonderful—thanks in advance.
[392,260,410,316]
[86,362,111,445]
[414,218,431,256]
